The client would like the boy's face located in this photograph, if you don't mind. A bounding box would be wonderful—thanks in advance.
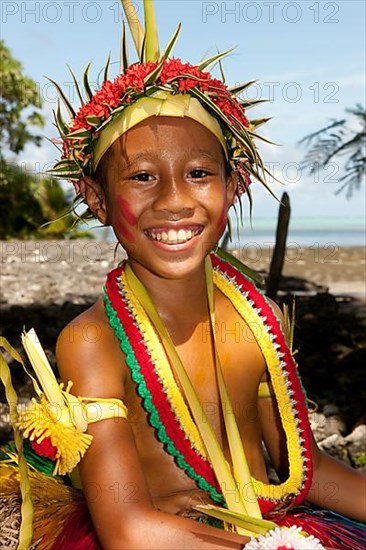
[93,116,236,280]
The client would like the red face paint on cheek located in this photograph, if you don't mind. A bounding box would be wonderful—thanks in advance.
[217,203,228,235]
[117,197,137,226]
[113,197,137,244]
[113,216,134,243]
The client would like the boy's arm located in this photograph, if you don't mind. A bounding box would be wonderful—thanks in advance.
[259,395,366,521]
[308,436,366,521]
[56,307,248,550]
[259,298,366,522]
[258,398,366,521]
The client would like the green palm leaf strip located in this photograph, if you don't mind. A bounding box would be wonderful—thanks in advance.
[47,160,80,178]
[245,162,278,202]
[0,337,34,549]
[193,505,276,535]
[55,100,68,136]
[121,0,144,58]
[120,21,129,74]
[104,52,111,82]
[229,80,257,96]
[198,47,234,71]
[215,248,264,286]
[67,64,85,106]
[250,117,272,129]
[206,261,262,520]
[245,178,254,222]
[161,23,181,61]
[247,129,276,146]
[143,57,167,86]
[143,0,160,62]
[83,62,93,101]
[283,300,296,352]
[125,262,266,537]
[218,56,226,83]
[240,98,268,110]
[46,77,75,119]
[188,87,257,162]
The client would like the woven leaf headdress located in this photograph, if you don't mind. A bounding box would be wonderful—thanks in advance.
[48,0,273,217]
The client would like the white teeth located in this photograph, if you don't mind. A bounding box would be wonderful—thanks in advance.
[168,229,176,241]
[148,228,199,244]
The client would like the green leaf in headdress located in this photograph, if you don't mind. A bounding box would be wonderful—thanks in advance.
[229,80,257,96]
[143,0,160,62]
[120,21,129,74]
[66,128,92,140]
[245,162,279,202]
[85,115,102,127]
[218,56,226,84]
[67,64,85,106]
[46,160,81,178]
[239,98,268,110]
[54,100,68,137]
[247,129,277,147]
[189,87,259,168]
[83,62,93,101]
[198,47,234,72]
[46,77,75,119]
[161,23,181,61]
[104,52,111,82]
[120,0,144,59]
[143,58,166,86]
[249,117,272,129]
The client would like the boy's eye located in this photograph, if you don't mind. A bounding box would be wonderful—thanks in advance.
[130,172,154,182]
[189,169,210,179]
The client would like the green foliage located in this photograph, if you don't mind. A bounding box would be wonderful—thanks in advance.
[353,452,366,469]
[0,41,92,240]
[0,40,44,154]
[300,104,366,198]
[0,159,92,240]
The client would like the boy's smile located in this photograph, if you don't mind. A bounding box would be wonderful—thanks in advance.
[96,116,236,281]
[144,223,203,246]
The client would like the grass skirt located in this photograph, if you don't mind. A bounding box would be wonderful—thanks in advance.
[1,462,365,549]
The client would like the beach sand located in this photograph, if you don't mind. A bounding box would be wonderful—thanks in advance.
[1,240,365,436]
[231,244,366,299]
[0,241,365,305]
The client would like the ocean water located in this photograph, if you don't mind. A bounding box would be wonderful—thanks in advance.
[228,217,366,248]
[96,217,365,247]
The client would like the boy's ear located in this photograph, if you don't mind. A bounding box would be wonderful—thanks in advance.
[226,171,238,207]
[79,176,108,225]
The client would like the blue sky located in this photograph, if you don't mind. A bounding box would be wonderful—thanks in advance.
[2,0,365,223]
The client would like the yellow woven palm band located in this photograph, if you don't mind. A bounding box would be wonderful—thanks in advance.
[93,91,228,171]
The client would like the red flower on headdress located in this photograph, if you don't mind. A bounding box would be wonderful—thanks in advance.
[58,56,257,197]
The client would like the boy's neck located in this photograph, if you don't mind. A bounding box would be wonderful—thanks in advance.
[127,258,209,328]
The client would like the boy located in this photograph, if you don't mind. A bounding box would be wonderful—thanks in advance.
[1,1,365,548]
[55,116,365,548]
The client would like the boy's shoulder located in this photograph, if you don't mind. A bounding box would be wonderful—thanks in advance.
[56,298,127,399]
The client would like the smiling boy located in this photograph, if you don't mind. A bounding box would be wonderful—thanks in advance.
[53,112,365,550]
[1,1,365,548]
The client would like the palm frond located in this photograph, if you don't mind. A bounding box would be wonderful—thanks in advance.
[299,104,365,198]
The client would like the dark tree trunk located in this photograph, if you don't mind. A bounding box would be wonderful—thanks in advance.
[266,192,291,300]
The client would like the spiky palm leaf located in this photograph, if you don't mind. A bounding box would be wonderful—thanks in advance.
[300,104,366,198]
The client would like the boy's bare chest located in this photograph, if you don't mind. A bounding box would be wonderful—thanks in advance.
[121,295,268,509]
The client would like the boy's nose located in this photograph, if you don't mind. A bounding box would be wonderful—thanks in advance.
[152,177,195,216]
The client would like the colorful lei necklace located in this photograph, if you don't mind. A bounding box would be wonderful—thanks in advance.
[104,253,313,516]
